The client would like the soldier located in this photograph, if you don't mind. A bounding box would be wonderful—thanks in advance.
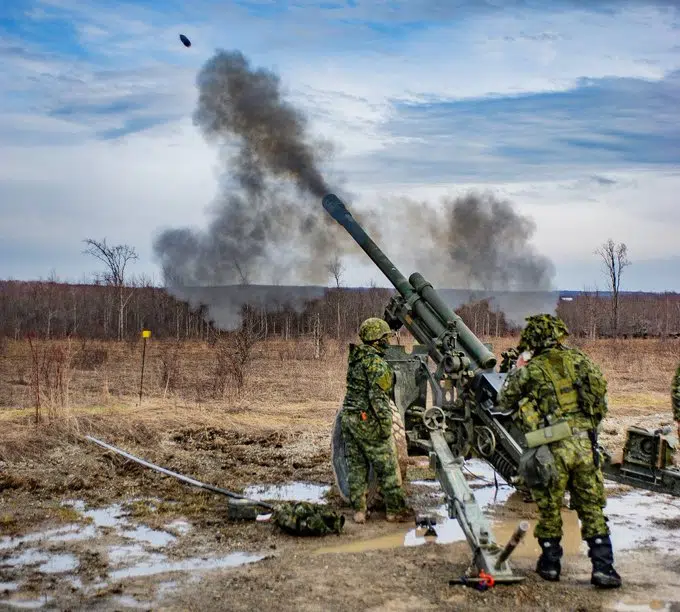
[340,317,411,524]
[498,314,621,589]
[673,362,680,439]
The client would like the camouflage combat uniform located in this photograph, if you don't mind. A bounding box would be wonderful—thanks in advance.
[272,501,345,536]
[498,314,621,588]
[672,362,680,424]
[340,319,407,516]
[499,346,609,540]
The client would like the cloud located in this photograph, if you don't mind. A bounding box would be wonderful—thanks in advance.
[0,0,679,292]
[341,70,680,185]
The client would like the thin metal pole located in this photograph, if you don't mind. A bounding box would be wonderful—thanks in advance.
[138,336,147,405]
[85,435,275,510]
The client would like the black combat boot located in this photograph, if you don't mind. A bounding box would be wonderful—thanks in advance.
[586,534,622,589]
[536,538,562,581]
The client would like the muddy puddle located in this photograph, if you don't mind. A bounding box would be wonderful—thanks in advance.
[0,481,331,608]
[0,497,267,609]
[243,482,331,504]
[315,459,680,559]
[609,601,677,611]
[2,470,679,609]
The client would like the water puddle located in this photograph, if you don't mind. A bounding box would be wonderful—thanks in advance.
[605,489,680,550]
[0,525,88,550]
[1,550,79,574]
[109,551,267,580]
[0,493,270,605]
[121,525,176,547]
[243,482,330,504]
[0,595,54,609]
[110,594,154,609]
[83,503,124,529]
[108,543,152,566]
[610,601,675,611]
[315,459,680,558]
[1,500,183,554]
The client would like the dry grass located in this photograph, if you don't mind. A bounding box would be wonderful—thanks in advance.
[0,336,678,463]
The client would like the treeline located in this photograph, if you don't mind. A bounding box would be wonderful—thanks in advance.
[0,280,517,342]
[555,291,680,338]
[2,280,679,342]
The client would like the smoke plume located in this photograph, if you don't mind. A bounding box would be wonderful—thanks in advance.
[388,191,555,292]
[153,50,342,288]
[152,49,556,329]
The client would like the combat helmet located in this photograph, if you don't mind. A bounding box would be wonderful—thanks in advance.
[519,314,569,352]
[358,317,394,343]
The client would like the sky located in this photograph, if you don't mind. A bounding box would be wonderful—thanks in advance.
[1,0,679,292]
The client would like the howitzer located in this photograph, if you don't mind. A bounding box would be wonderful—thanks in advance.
[323,193,680,582]
[324,194,529,583]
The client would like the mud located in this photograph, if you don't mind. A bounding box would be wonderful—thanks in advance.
[1,443,680,611]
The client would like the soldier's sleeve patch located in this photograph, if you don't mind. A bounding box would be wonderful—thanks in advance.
[375,369,392,392]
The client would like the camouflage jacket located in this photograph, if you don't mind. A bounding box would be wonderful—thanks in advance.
[498,346,607,434]
[672,362,680,422]
[342,343,394,422]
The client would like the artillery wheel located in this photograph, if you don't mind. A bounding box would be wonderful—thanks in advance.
[447,420,473,457]
[331,403,409,508]
[474,426,496,458]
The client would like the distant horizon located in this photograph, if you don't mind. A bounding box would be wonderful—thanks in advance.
[3,277,679,296]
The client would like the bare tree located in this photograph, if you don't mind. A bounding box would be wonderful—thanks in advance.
[327,254,345,289]
[83,238,139,341]
[42,269,60,339]
[595,239,631,338]
[233,260,251,285]
[212,305,264,398]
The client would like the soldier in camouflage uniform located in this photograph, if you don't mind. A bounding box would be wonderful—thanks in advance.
[673,363,680,439]
[340,317,411,524]
[498,314,621,589]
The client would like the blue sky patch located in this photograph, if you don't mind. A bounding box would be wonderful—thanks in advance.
[0,0,679,289]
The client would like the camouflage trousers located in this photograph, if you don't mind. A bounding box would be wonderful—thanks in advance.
[340,410,406,513]
[530,436,610,540]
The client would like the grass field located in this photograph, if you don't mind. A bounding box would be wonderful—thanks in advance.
[1,335,678,463]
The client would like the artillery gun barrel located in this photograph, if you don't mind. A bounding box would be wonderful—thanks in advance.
[322,193,496,370]
[322,194,414,297]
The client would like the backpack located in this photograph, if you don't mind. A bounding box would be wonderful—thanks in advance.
[573,355,608,425]
[272,502,345,536]
[533,348,608,427]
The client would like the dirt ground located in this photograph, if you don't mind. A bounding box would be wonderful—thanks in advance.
[1,337,679,611]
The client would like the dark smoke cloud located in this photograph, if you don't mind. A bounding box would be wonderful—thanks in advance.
[152,49,556,329]
[386,191,555,293]
[193,50,330,198]
[153,50,344,288]
[441,192,555,291]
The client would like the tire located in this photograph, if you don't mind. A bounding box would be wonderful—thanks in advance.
[331,403,409,508]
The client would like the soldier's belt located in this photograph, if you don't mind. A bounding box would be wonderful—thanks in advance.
[525,420,575,448]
